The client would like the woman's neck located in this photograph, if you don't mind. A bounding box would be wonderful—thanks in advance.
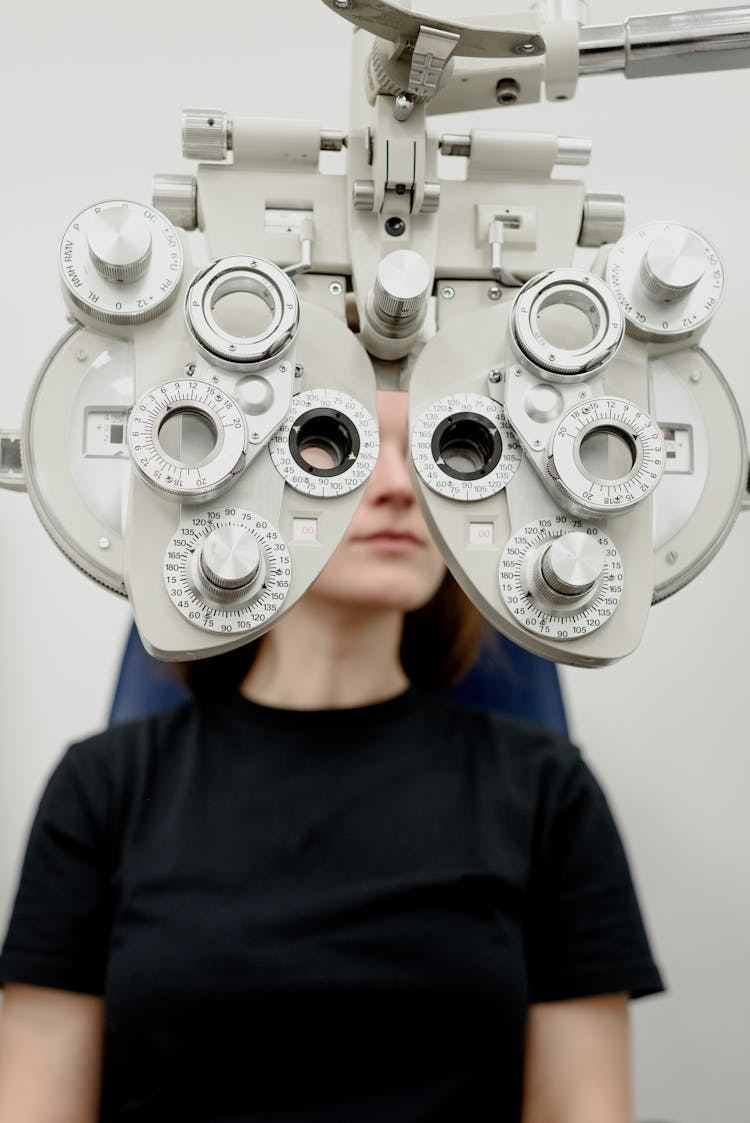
[240,599,410,710]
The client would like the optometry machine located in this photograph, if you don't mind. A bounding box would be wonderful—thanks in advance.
[2,0,749,667]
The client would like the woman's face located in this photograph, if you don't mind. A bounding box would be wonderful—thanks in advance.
[306,391,446,613]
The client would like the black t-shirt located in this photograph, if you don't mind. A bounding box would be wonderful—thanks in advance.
[0,688,664,1121]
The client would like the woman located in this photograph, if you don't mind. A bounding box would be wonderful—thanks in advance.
[0,391,663,1121]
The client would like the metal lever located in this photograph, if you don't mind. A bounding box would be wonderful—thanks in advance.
[579,6,750,77]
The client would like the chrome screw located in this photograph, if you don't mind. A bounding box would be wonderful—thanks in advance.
[441,286,455,300]
[329,281,344,296]
[98,537,111,550]
[295,364,305,379]
[488,286,502,301]
[488,369,503,383]
[75,350,88,363]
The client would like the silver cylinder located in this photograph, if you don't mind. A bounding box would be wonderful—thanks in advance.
[578,193,627,248]
[152,174,198,231]
[579,6,750,77]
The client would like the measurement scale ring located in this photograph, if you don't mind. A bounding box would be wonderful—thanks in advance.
[128,378,247,501]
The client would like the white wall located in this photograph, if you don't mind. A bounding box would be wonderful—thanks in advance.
[1,2,748,1120]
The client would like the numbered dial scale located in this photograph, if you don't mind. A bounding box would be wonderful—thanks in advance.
[60,201,183,325]
[270,389,379,497]
[164,508,292,634]
[499,518,624,640]
[128,379,247,502]
[411,393,521,501]
[606,223,724,343]
[546,396,665,518]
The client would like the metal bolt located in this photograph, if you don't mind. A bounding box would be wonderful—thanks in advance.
[513,367,523,377]
[328,281,344,296]
[333,0,352,7]
[579,390,587,398]
[487,368,503,383]
[212,376,219,383]
[666,550,679,564]
[488,286,502,301]
[229,343,236,352]
[393,93,416,122]
[280,364,288,374]
[75,350,88,362]
[251,431,259,441]
[98,536,111,550]
[514,40,537,54]
[295,363,304,379]
[534,439,542,447]
[385,216,406,237]
[441,286,455,300]
[690,370,702,383]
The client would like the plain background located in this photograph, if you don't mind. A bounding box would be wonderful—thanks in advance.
[0,2,748,1120]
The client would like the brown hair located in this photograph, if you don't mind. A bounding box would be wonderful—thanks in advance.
[178,570,488,700]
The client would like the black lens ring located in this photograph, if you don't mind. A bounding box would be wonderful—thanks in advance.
[431,411,503,481]
[289,407,361,477]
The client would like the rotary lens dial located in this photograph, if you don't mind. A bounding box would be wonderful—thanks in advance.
[547,396,665,518]
[164,508,292,634]
[411,393,521,502]
[128,379,247,502]
[499,517,623,639]
[60,200,183,325]
[606,223,724,343]
[270,389,379,497]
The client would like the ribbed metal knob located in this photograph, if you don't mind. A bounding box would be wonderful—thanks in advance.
[537,533,604,603]
[639,229,707,301]
[578,193,627,248]
[372,250,431,326]
[86,209,152,283]
[151,174,198,230]
[182,108,230,161]
[198,526,262,595]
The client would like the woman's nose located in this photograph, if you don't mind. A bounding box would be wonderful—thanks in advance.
[368,439,415,506]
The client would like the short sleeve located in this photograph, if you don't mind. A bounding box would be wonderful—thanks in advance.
[0,742,112,995]
[525,746,665,1004]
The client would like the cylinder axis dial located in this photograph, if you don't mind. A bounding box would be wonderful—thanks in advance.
[411,393,521,502]
[164,509,292,635]
[270,389,379,497]
[60,201,183,325]
[547,396,665,518]
[606,222,724,343]
[128,379,247,502]
[499,518,623,640]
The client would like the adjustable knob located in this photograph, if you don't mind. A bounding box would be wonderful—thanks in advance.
[87,208,152,283]
[638,228,707,301]
[371,250,431,328]
[198,525,263,598]
[531,532,604,608]
[182,108,230,160]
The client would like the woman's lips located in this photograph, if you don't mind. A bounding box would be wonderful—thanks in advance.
[354,531,425,551]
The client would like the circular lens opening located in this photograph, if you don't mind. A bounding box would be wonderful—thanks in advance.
[158,407,219,467]
[291,409,360,476]
[210,289,276,339]
[536,297,600,350]
[432,413,502,481]
[578,425,637,481]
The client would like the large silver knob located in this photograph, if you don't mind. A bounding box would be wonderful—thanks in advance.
[534,532,604,606]
[639,228,707,301]
[198,525,263,598]
[87,208,152,283]
[371,250,431,329]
